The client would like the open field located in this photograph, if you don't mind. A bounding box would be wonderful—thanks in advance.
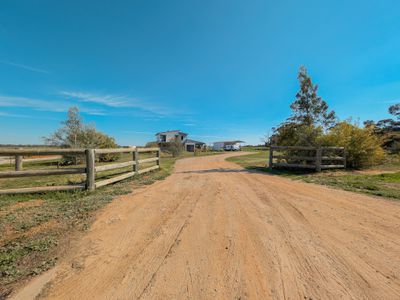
[12,152,400,299]
[227,151,400,200]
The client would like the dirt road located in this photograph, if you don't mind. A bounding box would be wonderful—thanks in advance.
[13,153,400,299]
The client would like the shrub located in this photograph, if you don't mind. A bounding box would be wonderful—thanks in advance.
[164,137,183,157]
[145,141,159,148]
[321,121,384,168]
[271,123,323,147]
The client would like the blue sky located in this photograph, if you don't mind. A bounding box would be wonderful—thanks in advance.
[0,0,399,145]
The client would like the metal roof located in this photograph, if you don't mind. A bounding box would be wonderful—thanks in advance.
[155,130,188,136]
[185,139,205,145]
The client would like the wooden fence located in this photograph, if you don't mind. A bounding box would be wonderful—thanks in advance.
[0,147,160,195]
[269,146,346,172]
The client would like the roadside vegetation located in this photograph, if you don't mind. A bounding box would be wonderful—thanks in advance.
[227,151,400,200]
[269,66,386,169]
[228,66,396,201]
[229,67,399,197]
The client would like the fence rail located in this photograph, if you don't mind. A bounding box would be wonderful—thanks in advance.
[269,146,346,172]
[0,147,160,195]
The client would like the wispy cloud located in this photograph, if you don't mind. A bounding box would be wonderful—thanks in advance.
[60,91,183,116]
[183,123,196,126]
[0,111,30,118]
[379,99,400,104]
[60,91,131,107]
[0,95,105,115]
[0,60,50,74]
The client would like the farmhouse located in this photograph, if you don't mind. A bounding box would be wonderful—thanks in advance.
[212,140,244,151]
[155,130,206,152]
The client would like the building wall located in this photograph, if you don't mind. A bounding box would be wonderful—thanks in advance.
[212,142,225,151]
[157,133,187,143]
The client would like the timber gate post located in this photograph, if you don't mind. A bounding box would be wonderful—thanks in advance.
[134,148,139,173]
[315,148,322,172]
[269,146,274,170]
[15,155,23,171]
[85,149,96,190]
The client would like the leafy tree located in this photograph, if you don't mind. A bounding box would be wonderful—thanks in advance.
[389,103,400,119]
[289,66,336,129]
[270,66,336,147]
[44,107,118,163]
[44,107,83,148]
[374,102,400,153]
[270,122,323,147]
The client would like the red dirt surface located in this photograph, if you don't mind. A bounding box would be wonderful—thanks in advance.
[12,153,400,299]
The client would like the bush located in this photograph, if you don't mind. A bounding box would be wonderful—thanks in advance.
[82,129,119,162]
[321,121,384,168]
[145,141,159,148]
[271,123,323,147]
[164,137,183,157]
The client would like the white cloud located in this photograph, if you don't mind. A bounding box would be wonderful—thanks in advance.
[0,60,50,74]
[60,91,131,107]
[60,91,183,116]
[0,95,105,115]
[0,111,30,118]
[379,99,400,104]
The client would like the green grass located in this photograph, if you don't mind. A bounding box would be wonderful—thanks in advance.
[227,151,400,200]
[302,172,400,199]
[241,145,269,152]
[0,154,179,298]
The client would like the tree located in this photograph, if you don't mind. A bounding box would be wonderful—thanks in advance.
[374,102,400,153]
[44,107,119,163]
[44,107,83,148]
[389,103,400,119]
[270,66,336,146]
[289,66,336,129]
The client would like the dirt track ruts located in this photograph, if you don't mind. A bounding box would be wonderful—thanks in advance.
[13,153,400,299]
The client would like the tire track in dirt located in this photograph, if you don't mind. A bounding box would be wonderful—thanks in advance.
[11,152,400,300]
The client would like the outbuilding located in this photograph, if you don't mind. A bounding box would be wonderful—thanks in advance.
[212,140,244,151]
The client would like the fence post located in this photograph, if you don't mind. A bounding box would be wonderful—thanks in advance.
[15,155,23,171]
[315,148,322,172]
[85,149,95,191]
[134,148,139,173]
[269,147,274,170]
[343,148,347,169]
[157,149,161,167]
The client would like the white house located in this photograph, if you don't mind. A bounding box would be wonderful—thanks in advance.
[156,130,188,144]
[155,130,206,152]
[212,140,244,151]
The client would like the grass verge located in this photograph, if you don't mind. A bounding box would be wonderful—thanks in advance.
[226,151,400,200]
